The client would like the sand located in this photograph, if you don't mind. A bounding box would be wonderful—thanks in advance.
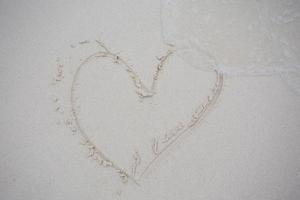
[0,0,299,199]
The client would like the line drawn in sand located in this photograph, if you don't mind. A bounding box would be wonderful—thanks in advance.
[52,40,223,186]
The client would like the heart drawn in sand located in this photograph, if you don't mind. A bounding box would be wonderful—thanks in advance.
[68,41,223,185]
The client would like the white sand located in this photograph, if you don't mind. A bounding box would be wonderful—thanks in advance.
[0,0,299,199]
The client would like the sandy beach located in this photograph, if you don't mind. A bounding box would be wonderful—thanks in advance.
[0,0,299,199]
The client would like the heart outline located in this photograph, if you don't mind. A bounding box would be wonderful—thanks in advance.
[69,41,223,185]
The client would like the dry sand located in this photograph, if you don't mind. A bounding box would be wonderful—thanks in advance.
[0,0,299,199]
